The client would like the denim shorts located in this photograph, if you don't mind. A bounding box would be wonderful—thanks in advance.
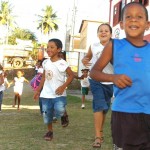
[0,91,3,104]
[89,78,113,113]
[39,96,67,124]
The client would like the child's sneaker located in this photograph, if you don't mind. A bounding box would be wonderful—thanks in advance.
[44,131,53,141]
[81,104,85,109]
[61,115,69,127]
[52,117,57,123]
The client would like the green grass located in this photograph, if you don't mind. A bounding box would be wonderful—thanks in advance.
[0,83,113,150]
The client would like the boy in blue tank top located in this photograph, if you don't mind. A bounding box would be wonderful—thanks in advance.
[90,2,150,150]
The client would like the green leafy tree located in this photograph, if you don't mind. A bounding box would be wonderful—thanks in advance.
[8,28,37,44]
[0,1,16,44]
[37,5,59,35]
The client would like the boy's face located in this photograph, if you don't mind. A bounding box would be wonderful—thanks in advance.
[120,4,149,40]
[83,70,88,75]
[47,41,61,58]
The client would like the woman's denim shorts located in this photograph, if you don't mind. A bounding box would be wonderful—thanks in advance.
[39,96,67,124]
[89,78,113,113]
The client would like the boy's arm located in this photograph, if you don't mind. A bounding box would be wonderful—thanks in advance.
[34,71,45,100]
[55,67,74,95]
[74,74,84,79]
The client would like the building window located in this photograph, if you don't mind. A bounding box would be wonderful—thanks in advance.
[113,1,122,27]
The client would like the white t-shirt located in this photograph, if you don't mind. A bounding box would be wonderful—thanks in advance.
[80,77,90,87]
[90,42,113,84]
[14,77,25,95]
[40,58,69,98]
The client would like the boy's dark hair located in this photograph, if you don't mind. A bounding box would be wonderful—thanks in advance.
[48,38,63,49]
[121,2,148,21]
[97,23,112,34]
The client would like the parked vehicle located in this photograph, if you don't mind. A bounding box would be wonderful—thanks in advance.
[0,45,35,68]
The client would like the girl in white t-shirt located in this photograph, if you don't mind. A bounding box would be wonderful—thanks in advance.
[10,70,29,110]
[34,38,74,141]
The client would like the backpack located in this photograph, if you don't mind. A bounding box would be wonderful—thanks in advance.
[30,74,42,91]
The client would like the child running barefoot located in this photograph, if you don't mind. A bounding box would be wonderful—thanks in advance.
[34,38,74,141]
[74,69,90,109]
[90,2,150,149]
[10,70,29,110]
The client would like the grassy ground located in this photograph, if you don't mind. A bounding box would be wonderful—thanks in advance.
[0,83,113,150]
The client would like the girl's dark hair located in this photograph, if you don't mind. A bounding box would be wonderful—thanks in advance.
[121,2,148,21]
[48,38,63,49]
[58,51,66,60]
[97,23,112,34]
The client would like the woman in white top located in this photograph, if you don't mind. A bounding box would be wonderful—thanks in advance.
[82,23,113,148]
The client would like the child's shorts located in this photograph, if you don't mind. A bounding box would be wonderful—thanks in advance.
[89,78,113,113]
[40,96,67,124]
[0,91,3,104]
[81,87,89,95]
[111,111,150,150]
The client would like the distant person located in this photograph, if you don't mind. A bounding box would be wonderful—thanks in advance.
[90,2,150,149]
[0,64,5,112]
[30,59,44,114]
[34,60,42,75]
[10,70,29,110]
[82,23,113,148]
[0,66,10,112]
[74,69,90,109]
[34,38,74,141]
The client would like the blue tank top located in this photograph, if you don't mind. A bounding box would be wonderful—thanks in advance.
[112,38,150,114]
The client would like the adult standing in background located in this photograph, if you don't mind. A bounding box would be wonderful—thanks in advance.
[82,23,113,148]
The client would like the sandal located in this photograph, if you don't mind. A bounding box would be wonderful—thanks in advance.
[100,130,104,143]
[44,131,53,141]
[92,137,101,148]
[61,115,69,127]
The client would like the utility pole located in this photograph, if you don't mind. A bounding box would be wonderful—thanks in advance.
[70,0,77,51]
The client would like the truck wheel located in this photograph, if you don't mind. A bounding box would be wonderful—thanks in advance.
[13,58,23,68]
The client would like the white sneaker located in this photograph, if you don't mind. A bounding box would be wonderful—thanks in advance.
[81,104,85,109]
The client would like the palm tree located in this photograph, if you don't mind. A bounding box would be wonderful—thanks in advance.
[37,5,59,37]
[0,1,15,44]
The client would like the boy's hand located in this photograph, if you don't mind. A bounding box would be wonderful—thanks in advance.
[55,86,65,95]
[113,74,132,88]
